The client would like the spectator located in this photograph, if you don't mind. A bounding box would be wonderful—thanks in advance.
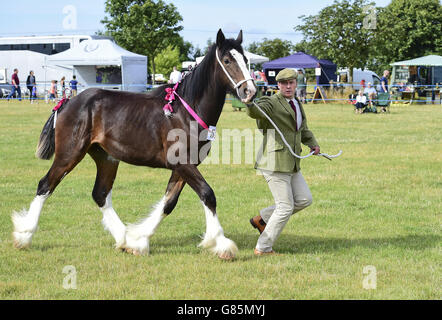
[169,66,182,84]
[70,75,78,97]
[355,90,367,114]
[363,82,377,106]
[48,80,58,102]
[380,70,390,113]
[26,70,37,104]
[296,69,307,104]
[259,70,267,83]
[250,68,257,80]
[7,68,22,101]
[380,70,389,93]
[60,76,66,98]
[360,79,366,89]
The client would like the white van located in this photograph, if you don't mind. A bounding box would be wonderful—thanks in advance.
[0,68,6,84]
[0,68,11,98]
[337,68,381,91]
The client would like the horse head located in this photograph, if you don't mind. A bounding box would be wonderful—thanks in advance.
[215,29,257,103]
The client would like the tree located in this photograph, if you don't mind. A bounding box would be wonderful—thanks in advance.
[295,0,376,82]
[203,39,214,55]
[154,45,181,76]
[247,38,294,61]
[101,0,183,83]
[369,0,442,74]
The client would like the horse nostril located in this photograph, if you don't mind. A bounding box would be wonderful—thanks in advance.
[244,88,250,96]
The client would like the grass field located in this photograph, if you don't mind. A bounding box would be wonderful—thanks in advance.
[0,99,440,300]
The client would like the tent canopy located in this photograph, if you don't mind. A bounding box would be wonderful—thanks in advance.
[45,40,147,92]
[244,51,269,64]
[262,52,337,85]
[263,52,335,69]
[390,55,442,67]
[45,39,147,66]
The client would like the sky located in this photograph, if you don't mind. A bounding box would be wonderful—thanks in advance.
[0,0,392,49]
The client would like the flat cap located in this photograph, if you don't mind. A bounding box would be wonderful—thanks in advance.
[275,68,297,82]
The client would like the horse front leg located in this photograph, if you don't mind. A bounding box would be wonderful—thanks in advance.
[176,164,238,260]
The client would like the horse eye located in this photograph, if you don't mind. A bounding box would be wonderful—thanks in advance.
[224,59,230,64]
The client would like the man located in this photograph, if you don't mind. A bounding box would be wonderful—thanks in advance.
[296,69,307,104]
[7,68,22,101]
[363,82,377,107]
[169,66,182,84]
[246,68,320,256]
[70,75,78,97]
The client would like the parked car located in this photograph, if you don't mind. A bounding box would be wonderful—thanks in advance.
[0,68,11,98]
[154,74,166,84]
[337,68,382,91]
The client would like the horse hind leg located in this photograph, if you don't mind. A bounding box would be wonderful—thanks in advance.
[12,150,87,249]
[88,145,126,249]
[124,170,186,256]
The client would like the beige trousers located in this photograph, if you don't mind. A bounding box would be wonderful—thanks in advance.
[256,170,313,252]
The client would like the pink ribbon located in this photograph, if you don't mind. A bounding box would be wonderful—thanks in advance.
[163,83,209,130]
[163,83,179,116]
[53,97,68,111]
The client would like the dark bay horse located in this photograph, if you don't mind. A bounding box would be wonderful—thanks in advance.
[12,29,257,260]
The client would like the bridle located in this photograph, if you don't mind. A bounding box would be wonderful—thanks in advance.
[215,48,254,98]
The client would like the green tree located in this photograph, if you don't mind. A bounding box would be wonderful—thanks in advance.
[247,38,294,61]
[295,0,376,82]
[101,0,183,83]
[203,39,214,55]
[370,0,442,74]
[155,45,181,76]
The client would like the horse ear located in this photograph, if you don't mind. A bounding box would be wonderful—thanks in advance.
[216,29,225,47]
[236,30,243,44]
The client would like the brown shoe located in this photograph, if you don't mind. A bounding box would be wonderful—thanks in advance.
[250,215,266,234]
[254,248,278,256]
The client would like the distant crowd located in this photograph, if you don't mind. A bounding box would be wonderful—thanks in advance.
[3,68,79,103]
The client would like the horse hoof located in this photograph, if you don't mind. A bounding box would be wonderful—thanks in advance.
[122,247,143,256]
[13,240,29,249]
[12,232,32,249]
[218,252,235,261]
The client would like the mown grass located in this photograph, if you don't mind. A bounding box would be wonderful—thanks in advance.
[0,99,440,299]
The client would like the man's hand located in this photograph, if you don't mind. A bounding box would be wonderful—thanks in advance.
[310,146,320,155]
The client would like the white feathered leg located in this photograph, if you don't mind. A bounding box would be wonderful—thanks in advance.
[100,190,126,249]
[12,193,49,249]
[199,202,238,260]
[123,196,167,255]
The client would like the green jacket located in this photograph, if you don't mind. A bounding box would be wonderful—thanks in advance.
[246,92,318,173]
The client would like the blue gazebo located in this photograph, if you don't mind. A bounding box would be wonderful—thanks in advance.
[263,52,337,85]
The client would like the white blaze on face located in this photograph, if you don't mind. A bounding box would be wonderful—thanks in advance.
[229,49,256,99]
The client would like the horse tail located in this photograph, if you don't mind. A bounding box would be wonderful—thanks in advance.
[35,98,69,160]
[35,112,56,160]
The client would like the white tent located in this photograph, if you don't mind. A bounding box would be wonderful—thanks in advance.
[45,40,147,92]
[196,50,269,70]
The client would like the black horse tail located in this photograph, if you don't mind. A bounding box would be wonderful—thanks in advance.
[35,99,69,160]
[35,112,56,160]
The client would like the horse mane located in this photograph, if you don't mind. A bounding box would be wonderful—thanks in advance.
[149,38,245,107]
